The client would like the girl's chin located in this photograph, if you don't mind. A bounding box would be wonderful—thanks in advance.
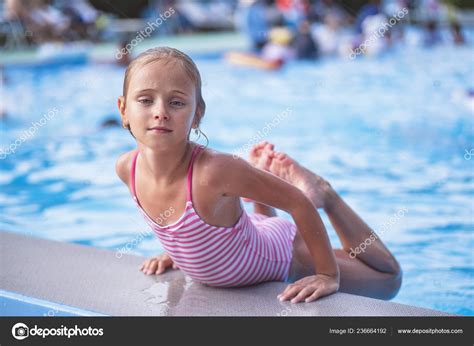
[140,136,187,149]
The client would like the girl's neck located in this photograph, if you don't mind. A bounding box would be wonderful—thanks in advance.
[138,141,192,185]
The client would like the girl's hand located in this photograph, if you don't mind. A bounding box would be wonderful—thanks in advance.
[140,253,179,275]
[277,274,339,303]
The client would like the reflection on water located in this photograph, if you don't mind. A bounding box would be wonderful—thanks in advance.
[0,45,473,315]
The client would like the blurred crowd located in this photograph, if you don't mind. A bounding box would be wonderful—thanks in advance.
[0,0,468,57]
[1,0,236,47]
[236,0,467,64]
[2,0,109,44]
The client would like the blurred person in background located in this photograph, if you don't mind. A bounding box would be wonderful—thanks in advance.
[225,26,294,70]
[420,0,441,46]
[22,0,71,42]
[4,0,107,44]
[293,19,318,59]
[450,21,465,45]
[236,0,272,52]
[444,1,465,45]
[276,0,311,29]
[143,0,194,35]
[4,0,27,23]
[56,0,99,40]
[360,13,392,56]
[383,0,408,45]
[3,0,33,46]
[261,26,295,62]
[311,9,345,56]
[313,0,350,25]
[355,0,381,33]
[423,19,441,46]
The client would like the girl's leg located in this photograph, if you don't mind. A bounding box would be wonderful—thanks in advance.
[290,232,401,300]
[324,190,402,276]
[271,152,402,300]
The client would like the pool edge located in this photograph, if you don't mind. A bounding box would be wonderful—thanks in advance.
[0,230,454,317]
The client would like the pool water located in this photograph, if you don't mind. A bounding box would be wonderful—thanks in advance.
[0,289,105,316]
[1,43,473,316]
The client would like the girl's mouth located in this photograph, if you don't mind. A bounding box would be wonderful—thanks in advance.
[148,126,172,133]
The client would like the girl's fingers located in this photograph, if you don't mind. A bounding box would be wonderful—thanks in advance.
[163,256,173,266]
[155,261,166,275]
[290,287,315,304]
[278,285,301,301]
[146,261,158,275]
[140,260,151,272]
[280,283,295,295]
[305,288,324,303]
[140,255,176,275]
[277,285,294,300]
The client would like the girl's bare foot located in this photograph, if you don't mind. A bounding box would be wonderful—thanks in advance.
[248,141,274,171]
[269,152,335,210]
[246,141,277,217]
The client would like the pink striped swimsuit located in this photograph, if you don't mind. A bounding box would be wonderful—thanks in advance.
[130,144,297,287]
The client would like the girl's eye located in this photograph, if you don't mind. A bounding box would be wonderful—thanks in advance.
[170,101,185,107]
[138,99,153,105]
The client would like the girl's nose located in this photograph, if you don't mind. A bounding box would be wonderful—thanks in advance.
[153,113,169,120]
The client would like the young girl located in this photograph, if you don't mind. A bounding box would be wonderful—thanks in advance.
[116,47,401,303]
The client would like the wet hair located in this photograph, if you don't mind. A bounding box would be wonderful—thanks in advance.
[121,47,206,138]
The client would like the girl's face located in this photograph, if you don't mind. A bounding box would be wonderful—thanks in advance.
[118,60,198,150]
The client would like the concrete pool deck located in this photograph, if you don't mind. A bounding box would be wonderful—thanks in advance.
[0,231,451,317]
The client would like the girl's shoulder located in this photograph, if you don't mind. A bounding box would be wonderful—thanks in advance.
[194,146,247,184]
[195,146,234,170]
[115,149,136,186]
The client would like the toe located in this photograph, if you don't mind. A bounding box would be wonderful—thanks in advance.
[257,141,270,151]
[264,142,275,151]
[275,152,286,160]
[251,141,267,156]
[249,146,258,158]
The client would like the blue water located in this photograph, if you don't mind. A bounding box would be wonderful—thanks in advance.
[0,290,106,316]
[1,44,473,316]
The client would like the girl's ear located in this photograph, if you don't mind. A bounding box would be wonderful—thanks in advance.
[117,96,128,127]
[193,105,203,129]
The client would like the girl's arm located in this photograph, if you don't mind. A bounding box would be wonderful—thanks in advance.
[207,152,339,302]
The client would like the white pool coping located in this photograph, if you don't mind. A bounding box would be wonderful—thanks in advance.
[0,231,452,316]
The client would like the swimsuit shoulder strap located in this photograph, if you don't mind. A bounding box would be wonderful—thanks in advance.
[186,144,204,202]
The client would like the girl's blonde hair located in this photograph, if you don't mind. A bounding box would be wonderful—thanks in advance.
[122,47,206,137]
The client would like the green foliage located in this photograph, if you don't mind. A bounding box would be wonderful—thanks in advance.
[89,0,149,18]
[443,0,474,9]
